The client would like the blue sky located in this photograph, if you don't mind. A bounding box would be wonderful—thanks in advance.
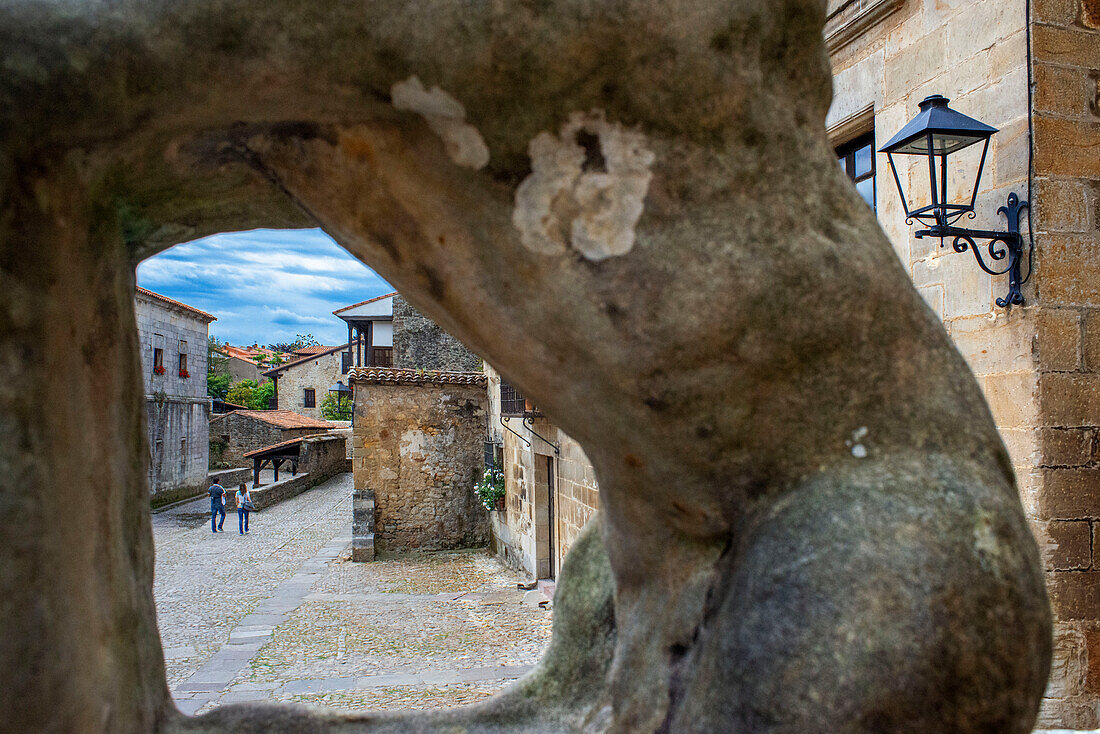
[136,229,392,347]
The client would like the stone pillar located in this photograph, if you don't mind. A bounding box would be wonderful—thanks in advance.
[352,488,376,562]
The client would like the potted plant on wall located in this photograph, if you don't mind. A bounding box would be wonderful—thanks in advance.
[153,364,166,375]
[475,465,505,511]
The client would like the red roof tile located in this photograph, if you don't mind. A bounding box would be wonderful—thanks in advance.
[212,409,334,430]
[347,367,487,387]
[293,345,339,356]
[243,432,344,458]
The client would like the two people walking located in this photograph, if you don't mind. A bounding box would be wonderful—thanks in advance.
[209,479,255,535]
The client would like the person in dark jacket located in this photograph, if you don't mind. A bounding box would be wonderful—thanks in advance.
[208,479,226,533]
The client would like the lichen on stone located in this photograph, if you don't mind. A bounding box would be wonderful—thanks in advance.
[390,76,490,170]
[512,111,654,261]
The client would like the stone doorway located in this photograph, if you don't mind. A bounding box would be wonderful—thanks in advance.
[533,454,557,580]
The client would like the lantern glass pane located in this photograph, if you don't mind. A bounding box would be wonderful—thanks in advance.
[890,131,988,156]
[946,140,984,205]
[904,152,935,214]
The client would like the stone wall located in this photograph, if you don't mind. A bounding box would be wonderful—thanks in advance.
[392,294,482,371]
[1029,0,1100,726]
[349,369,490,559]
[824,0,1100,724]
[225,354,264,384]
[245,435,349,510]
[270,349,345,419]
[135,292,212,502]
[208,412,327,468]
[135,292,211,401]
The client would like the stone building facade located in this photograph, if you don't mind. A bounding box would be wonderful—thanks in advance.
[222,352,265,383]
[208,409,333,468]
[349,368,490,561]
[485,365,600,580]
[392,294,482,371]
[135,287,215,506]
[265,346,345,419]
[828,0,1100,725]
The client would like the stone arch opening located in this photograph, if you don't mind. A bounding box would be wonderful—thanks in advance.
[2,1,1051,732]
[141,227,554,716]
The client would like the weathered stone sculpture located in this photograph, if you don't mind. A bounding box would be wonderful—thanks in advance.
[0,1,1050,732]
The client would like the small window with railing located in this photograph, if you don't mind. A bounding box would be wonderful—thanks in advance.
[500,381,526,417]
[304,388,316,408]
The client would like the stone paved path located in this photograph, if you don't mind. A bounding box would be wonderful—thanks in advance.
[153,472,552,716]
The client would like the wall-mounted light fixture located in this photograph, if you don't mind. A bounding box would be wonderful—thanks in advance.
[880,95,1030,307]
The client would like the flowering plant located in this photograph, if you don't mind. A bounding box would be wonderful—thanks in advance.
[153,365,166,375]
[179,368,190,378]
[474,465,505,511]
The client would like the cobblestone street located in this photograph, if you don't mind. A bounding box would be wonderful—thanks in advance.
[152,473,552,716]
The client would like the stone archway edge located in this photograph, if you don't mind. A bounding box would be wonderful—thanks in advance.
[0,0,1050,731]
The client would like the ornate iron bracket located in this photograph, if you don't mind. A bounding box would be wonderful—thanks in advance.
[522,416,561,455]
[500,416,531,448]
[915,193,1029,308]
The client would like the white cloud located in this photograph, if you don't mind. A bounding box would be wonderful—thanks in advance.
[137,228,391,345]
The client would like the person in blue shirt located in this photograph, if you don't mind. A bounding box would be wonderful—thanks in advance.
[208,479,226,533]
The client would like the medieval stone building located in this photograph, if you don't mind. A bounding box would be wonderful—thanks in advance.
[347,293,489,561]
[485,365,600,581]
[825,0,1099,726]
[208,408,333,468]
[264,345,348,418]
[135,287,215,505]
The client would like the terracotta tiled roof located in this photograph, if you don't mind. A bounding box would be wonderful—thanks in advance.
[293,345,338,356]
[243,432,343,459]
[332,291,398,315]
[212,409,334,430]
[243,436,306,458]
[221,345,258,361]
[263,344,348,376]
[347,367,487,387]
[135,287,216,322]
[220,345,289,364]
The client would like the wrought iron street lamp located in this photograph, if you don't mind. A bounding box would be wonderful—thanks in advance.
[881,94,1031,307]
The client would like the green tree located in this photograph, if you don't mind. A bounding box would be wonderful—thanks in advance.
[320,391,352,420]
[207,336,231,400]
[268,333,320,352]
[224,379,257,408]
[224,379,276,410]
[251,380,275,410]
[208,373,232,401]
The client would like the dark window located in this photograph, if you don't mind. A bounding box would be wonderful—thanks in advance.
[304,388,316,408]
[500,381,526,416]
[341,351,352,374]
[370,347,393,367]
[178,353,188,372]
[153,347,163,369]
[836,131,876,213]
